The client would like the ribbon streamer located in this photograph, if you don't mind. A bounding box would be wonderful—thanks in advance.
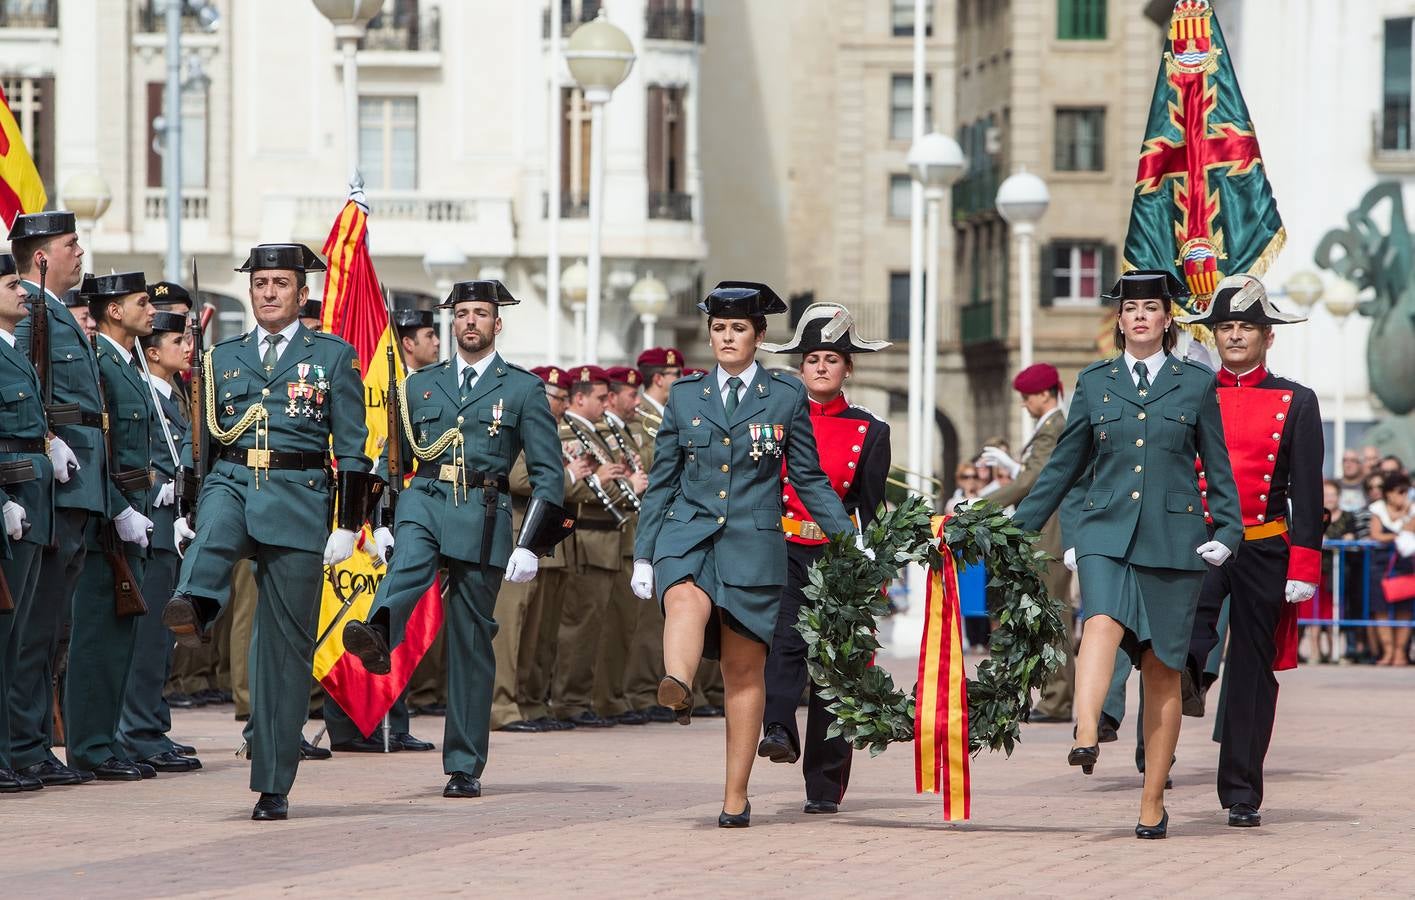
[913,515,970,821]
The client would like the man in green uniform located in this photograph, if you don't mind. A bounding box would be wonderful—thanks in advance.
[342,280,566,799]
[0,253,54,793]
[9,212,104,786]
[164,243,375,821]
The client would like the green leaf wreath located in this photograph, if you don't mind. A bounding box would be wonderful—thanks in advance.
[798,495,1069,757]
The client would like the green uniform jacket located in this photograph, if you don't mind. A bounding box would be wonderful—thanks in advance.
[0,335,54,550]
[1014,355,1242,570]
[634,366,852,587]
[396,352,563,567]
[185,325,369,554]
[94,336,159,555]
[15,284,108,515]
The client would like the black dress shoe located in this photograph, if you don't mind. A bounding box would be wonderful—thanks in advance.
[1228,803,1262,827]
[92,758,143,781]
[414,703,447,717]
[496,719,543,733]
[611,710,649,725]
[331,736,403,753]
[1067,745,1100,775]
[533,716,572,731]
[564,710,616,728]
[193,688,226,705]
[165,692,199,709]
[657,675,693,726]
[693,705,726,718]
[392,732,435,751]
[718,800,751,828]
[252,792,288,821]
[443,772,482,798]
[1027,708,1071,724]
[170,742,198,756]
[19,759,88,786]
[1135,808,1169,839]
[0,768,22,793]
[757,724,800,764]
[162,594,209,649]
[299,739,332,761]
[142,751,201,773]
[803,799,839,814]
[1097,715,1120,744]
[342,620,392,675]
[132,761,157,779]
[642,705,677,723]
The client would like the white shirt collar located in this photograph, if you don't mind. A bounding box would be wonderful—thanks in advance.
[564,409,598,430]
[455,351,499,384]
[253,320,301,362]
[99,331,133,363]
[0,328,14,348]
[1122,349,1166,386]
[144,372,174,398]
[604,409,625,428]
[716,362,759,396]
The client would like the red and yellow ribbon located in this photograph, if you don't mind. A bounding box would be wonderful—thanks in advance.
[914,515,970,820]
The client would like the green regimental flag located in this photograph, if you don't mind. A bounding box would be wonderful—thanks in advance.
[1122,0,1284,316]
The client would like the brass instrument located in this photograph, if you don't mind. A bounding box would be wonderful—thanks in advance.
[602,414,643,475]
[563,441,629,526]
[565,415,639,517]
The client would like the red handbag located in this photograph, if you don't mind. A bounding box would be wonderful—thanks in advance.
[1381,553,1415,604]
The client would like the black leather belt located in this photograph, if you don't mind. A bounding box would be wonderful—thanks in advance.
[218,447,329,470]
[47,404,104,430]
[412,468,511,492]
[113,467,154,493]
[0,459,36,486]
[0,438,46,454]
[576,520,622,532]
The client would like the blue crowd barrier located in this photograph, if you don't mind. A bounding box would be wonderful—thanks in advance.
[1300,539,1415,631]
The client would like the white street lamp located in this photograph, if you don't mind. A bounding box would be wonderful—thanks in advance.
[629,271,670,351]
[561,259,590,361]
[996,168,1051,439]
[908,132,967,496]
[312,0,383,189]
[62,171,112,275]
[1324,277,1360,470]
[565,10,635,365]
[423,241,466,360]
[1282,270,1324,385]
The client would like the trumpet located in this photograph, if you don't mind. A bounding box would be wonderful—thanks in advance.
[566,418,641,513]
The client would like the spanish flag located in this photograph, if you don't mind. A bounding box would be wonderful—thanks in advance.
[313,194,444,737]
[0,83,47,228]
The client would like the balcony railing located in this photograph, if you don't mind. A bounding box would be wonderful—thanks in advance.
[542,191,589,219]
[145,190,210,221]
[648,191,692,221]
[295,193,478,224]
[1,0,58,28]
[542,1,600,38]
[645,7,703,43]
[952,169,1001,220]
[135,1,205,33]
[960,300,998,345]
[360,5,440,52]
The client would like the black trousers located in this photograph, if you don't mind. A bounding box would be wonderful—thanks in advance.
[762,543,852,804]
[1188,534,1288,810]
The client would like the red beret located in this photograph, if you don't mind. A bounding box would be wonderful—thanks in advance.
[1012,363,1061,395]
[531,366,571,388]
[604,366,642,387]
[636,346,684,369]
[570,365,611,385]
[683,367,707,376]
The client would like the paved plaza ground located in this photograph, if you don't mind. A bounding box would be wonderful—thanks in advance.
[8,648,1414,898]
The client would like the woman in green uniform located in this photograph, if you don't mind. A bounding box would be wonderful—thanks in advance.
[1013,271,1242,839]
[630,282,855,828]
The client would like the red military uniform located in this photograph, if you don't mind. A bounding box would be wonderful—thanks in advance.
[780,394,890,545]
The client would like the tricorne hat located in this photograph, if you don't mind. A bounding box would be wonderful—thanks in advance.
[84,271,147,315]
[1174,274,1306,326]
[150,311,188,335]
[761,302,891,355]
[437,280,517,309]
[393,307,435,330]
[1103,269,1189,303]
[235,243,327,274]
[697,281,787,317]
[7,211,77,242]
[299,298,323,319]
[0,253,16,278]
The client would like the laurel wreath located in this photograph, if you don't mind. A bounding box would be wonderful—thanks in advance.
[797,496,1069,757]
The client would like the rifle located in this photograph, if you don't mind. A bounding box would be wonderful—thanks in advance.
[175,259,206,552]
[380,287,403,546]
[31,258,52,413]
[90,333,148,619]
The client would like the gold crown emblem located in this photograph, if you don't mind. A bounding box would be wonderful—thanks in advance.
[549,369,560,384]
[667,350,678,364]
[154,284,169,296]
[581,367,590,381]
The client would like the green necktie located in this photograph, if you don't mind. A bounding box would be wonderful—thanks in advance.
[262,334,283,372]
[461,365,477,399]
[724,375,743,417]
[1133,360,1150,393]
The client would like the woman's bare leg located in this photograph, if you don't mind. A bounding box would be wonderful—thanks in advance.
[718,624,767,815]
[1072,614,1126,748]
[662,581,712,689]
[1138,650,1180,826]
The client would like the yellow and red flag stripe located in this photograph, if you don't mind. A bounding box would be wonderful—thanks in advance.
[913,515,970,821]
[0,83,47,228]
[313,197,444,737]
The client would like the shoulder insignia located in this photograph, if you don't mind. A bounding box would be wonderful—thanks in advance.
[1079,358,1112,376]
[504,361,534,375]
[678,371,705,383]
[215,332,248,348]
[351,357,360,371]
[848,402,881,420]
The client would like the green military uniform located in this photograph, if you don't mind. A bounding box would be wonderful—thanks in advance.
[1014,353,1242,669]
[172,309,369,796]
[361,347,563,779]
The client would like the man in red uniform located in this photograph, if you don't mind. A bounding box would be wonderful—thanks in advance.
[1179,274,1322,828]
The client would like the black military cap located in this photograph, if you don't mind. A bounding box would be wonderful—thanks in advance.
[393,307,435,330]
[84,271,148,299]
[697,280,788,317]
[151,311,189,334]
[235,243,328,274]
[0,253,15,278]
[299,298,323,319]
[147,281,193,308]
[7,211,77,241]
[1102,269,1189,303]
[437,280,517,309]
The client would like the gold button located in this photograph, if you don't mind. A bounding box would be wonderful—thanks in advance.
[785,511,794,518]
[1187,505,1194,512]
[783,476,789,484]
[852,444,861,452]
[847,461,856,469]
[1282,394,1291,402]
[1257,514,1265,523]
[720,464,729,472]
[458,416,465,424]
[17,392,23,398]
[1088,501,1094,508]
[1264,474,1271,482]
[1271,432,1280,440]
[1267,454,1275,461]
[224,392,231,399]
[1260,493,1267,501]
[1137,412,1146,420]
[261,388,270,396]
[1201,490,1208,497]
[1276,413,1285,421]
[782,494,790,501]
[722,437,731,445]
[858,424,867,433]
[308,479,316,487]
[842,481,851,488]
[718,490,726,499]
[1180,415,1186,422]
[1134,465,1143,473]
[668,510,675,517]
[716,516,725,524]
[1131,491,1140,500]
[1135,439,1144,447]
[1199,471,1206,479]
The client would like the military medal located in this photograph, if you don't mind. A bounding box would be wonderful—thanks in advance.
[285,383,300,417]
[297,362,311,383]
[749,423,763,460]
[488,398,504,437]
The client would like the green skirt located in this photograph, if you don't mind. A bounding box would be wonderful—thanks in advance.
[655,536,779,661]
[1077,554,1205,671]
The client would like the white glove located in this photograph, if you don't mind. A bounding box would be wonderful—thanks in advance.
[322,528,357,566]
[155,481,175,508]
[1063,547,1077,572]
[113,506,153,548]
[631,559,655,601]
[3,500,26,540]
[854,532,876,561]
[1395,531,1415,558]
[48,436,78,484]
[980,446,1022,479]
[363,526,395,566]
[1284,580,1317,604]
[1196,540,1232,567]
[504,547,539,584]
[173,516,196,553]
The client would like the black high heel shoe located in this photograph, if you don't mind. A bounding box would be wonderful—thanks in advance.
[1068,745,1100,775]
[657,675,693,726]
[1135,808,1169,839]
[718,800,751,828]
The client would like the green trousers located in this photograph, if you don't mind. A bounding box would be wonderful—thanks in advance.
[119,546,180,761]
[65,518,145,771]
[0,540,44,769]
[367,517,501,778]
[406,628,447,709]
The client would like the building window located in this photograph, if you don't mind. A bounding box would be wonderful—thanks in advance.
[0,76,54,201]
[0,0,58,28]
[888,174,912,219]
[647,84,690,219]
[891,0,933,37]
[1047,241,1111,306]
[1057,0,1106,40]
[1383,18,1413,151]
[558,86,591,217]
[888,271,924,342]
[359,96,418,191]
[890,73,933,141]
[1054,107,1105,172]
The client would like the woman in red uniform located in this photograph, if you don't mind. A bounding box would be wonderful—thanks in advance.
[755,303,891,814]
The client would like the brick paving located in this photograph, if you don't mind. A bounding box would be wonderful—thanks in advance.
[8,648,1414,898]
